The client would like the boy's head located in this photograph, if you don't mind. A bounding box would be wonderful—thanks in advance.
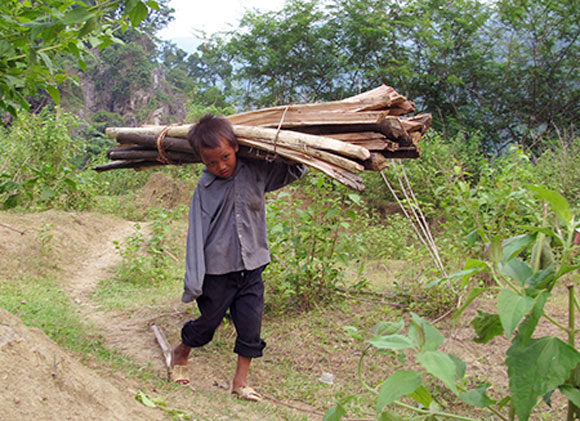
[188,114,239,179]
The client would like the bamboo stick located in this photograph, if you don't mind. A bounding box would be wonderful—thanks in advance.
[237,137,364,173]
[116,132,196,154]
[238,138,364,191]
[151,324,172,370]
[233,126,371,161]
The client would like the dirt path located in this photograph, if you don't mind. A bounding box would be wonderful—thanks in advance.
[0,212,162,421]
[66,221,138,304]
[62,220,173,374]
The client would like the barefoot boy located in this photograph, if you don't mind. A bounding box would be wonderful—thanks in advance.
[170,114,306,401]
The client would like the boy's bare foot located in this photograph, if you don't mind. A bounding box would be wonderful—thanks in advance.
[170,343,191,385]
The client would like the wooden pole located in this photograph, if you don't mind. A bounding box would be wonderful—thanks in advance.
[151,324,172,370]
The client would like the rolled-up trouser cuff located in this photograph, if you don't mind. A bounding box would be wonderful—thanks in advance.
[234,338,266,358]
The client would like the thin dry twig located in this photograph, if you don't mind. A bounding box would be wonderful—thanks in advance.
[0,222,25,235]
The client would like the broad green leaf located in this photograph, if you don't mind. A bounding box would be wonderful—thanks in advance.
[125,0,140,12]
[459,383,496,408]
[368,334,414,351]
[409,385,433,407]
[79,16,98,37]
[527,185,572,223]
[464,258,488,270]
[521,225,563,244]
[453,287,487,321]
[516,292,549,344]
[560,386,580,408]
[499,259,532,286]
[373,320,404,336]
[416,351,459,395]
[449,354,467,381]
[128,2,149,27]
[46,85,61,104]
[497,289,534,338]
[507,336,580,421]
[556,264,580,279]
[146,0,160,11]
[465,228,480,246]
[135,390,157,408]
[347,193,361,205]
[527,265,554,289]
[489,237,503,263]
[62,6,92,25]
[443,265,487,288]
[377,370,422,412]
[0,40,16,57]
[37,51,54,74]
[471,310,503,344]
[531,237,554,272]
[323,404,346,421]
[409,313,444,351]
[502,234,535,262]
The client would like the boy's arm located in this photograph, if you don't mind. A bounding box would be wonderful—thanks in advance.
[182,190,207,302]
[263,161,307,192]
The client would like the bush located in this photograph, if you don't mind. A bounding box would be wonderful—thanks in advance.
[265,174,366,313]
[0,108,99,210]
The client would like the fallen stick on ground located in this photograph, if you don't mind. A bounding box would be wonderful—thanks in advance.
[151,324,172,370]
[0,222,25,235]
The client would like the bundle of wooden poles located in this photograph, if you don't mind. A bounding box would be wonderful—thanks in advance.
[97,85,432,191]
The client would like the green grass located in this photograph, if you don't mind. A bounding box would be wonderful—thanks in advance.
[0,276,166,384]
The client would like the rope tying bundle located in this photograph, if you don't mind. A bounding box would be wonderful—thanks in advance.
[266,105,290,162]
[156,123,182,165]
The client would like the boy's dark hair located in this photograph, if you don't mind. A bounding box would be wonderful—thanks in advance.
[187,114,238,155]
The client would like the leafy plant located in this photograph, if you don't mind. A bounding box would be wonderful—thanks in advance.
[0,109,98,210]
[327,185,580,420]
[266,175,366,312]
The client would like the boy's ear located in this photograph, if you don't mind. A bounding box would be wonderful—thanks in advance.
[234,143,239,153]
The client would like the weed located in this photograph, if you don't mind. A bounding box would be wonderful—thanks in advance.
[37,222,55,256]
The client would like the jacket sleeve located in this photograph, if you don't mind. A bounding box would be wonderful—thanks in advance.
[182,189,207,302]
[264,162,307,192]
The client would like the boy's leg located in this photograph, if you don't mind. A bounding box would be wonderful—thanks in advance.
[172,342,191,366]
[181,272,239,348]
[172,273,239,383]
[233,355,252,390]
[229,265,267,390]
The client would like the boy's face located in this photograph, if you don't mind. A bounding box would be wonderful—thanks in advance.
[200,137,239,179]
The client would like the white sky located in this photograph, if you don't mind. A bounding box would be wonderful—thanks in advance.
[157,0,287,39]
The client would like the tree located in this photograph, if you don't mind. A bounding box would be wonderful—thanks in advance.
[225,0,342,107]
[0,0,162,118]
[487,0,580,152]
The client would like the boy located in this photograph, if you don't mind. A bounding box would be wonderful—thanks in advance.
[170,114,306,401]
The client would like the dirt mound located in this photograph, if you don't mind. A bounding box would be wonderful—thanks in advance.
[137,172,192,209]
[0,308,159,421]
[0,210,136,280]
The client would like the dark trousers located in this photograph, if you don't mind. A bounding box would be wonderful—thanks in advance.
[181,265,267,358]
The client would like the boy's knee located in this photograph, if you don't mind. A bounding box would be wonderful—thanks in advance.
[181,320,217,348]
